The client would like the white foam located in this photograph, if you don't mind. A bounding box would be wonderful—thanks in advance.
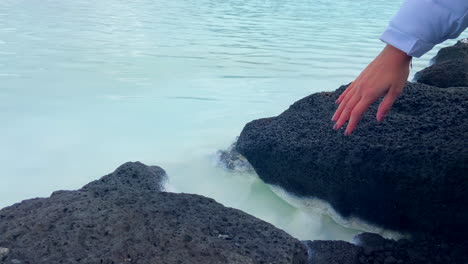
[268,185,406,241]
[162,181,178,193]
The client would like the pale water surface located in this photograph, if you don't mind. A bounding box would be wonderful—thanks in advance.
[1,0,466,241]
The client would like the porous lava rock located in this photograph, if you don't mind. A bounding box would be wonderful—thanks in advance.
[304,240,362,264]
[236,75,468,240]
[304,232,468,264]
[414,38,468,87]
[430,38,468,64]
[0,162,307,264]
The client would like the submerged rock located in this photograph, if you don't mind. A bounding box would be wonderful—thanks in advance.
[236,41,468,241]
[414,38,468,87]
[216,140,254,172]
[0,162,307,264]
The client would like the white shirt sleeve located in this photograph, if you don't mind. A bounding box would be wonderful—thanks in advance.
[380,0,468,57]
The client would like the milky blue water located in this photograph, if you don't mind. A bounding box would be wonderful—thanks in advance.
[1,0,466,241]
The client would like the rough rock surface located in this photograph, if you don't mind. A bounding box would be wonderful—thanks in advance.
[0,162,307,264]
[216,139,254,172]
[304,240,361,264]
[236,72,468,239]
[305,232,468,264]
[414,39,468,87]
[430,38,468,64]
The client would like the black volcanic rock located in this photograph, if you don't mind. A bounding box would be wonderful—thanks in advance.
[81,161,167,194]
[236,81,468,241]
[304,240,362,264]
[414,60,468,87]
[431,39,468,64]
[304,232,468,264]
[414,39,468,88]
[0,162,307,264]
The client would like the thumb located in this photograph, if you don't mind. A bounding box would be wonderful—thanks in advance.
[377,89,399,122]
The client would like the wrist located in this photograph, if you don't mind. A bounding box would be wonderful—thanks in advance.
[383,44,412,65]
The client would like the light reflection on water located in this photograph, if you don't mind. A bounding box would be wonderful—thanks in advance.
[0,0,466,240]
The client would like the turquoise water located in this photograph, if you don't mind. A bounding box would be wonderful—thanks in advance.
[1,0,466,241]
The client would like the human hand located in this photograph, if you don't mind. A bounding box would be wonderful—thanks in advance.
[331,44,411,135]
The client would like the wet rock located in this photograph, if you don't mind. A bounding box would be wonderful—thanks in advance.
[357,233,468,264]
[216,140,254,172]
[234,40,468,262]
[414,38,468,87]
[236,81,468,240]
[354,232,389,251]
[303,240,361,264]
[304,232,468,264]
[0,248,9,257]
[0,162,307,264]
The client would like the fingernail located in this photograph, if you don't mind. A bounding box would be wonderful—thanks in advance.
[335,99,339,104]
[377,114,385,123]
[344,130,350,136]
[333,124,337,130]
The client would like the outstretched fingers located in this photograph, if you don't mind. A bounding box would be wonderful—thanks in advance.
[336,82,355,104]
[332,86,356,122]
[334,93,361,130]
[377,88,399,122]
[344,98,372,135]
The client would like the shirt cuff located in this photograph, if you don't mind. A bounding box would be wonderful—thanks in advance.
[380,26,436,58]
